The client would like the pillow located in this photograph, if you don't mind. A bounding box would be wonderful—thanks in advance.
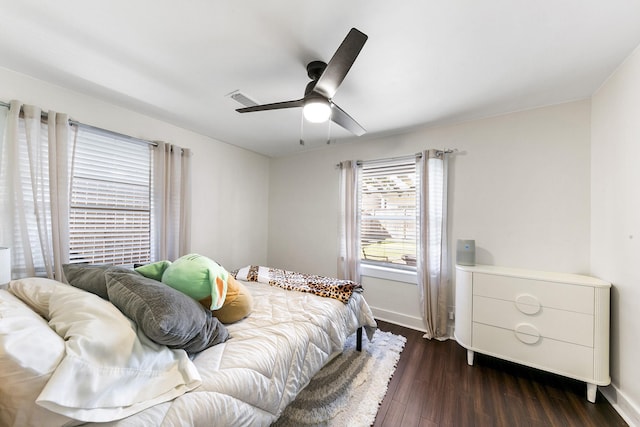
[135,260,172,281]
[105,268,229,354]
[37,281,202,422]
[62,264,131,299]
[211,276,254,324]
[161,254,229,310]
[0,290,72,427]
[8,277,63,319]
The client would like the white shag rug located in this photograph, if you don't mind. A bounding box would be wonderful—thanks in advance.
[272,329,407,427]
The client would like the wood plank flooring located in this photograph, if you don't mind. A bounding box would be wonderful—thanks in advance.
[372,320,627,427]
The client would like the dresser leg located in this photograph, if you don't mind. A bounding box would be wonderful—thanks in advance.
[586,383,597,403]
[466,349,474,366]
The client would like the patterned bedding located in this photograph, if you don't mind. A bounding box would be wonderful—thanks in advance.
[1,277,377,427]
[234,265,363,303]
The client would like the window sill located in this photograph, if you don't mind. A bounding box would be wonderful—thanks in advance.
[360,263,417,285]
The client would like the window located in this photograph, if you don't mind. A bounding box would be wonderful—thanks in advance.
[358,158,417,271]
[68,127,153,267]
[1,103,170,279]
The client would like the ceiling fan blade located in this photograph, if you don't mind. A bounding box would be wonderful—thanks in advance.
[331,103,366,136]
[313,28,368,99]
[236,98,305,113]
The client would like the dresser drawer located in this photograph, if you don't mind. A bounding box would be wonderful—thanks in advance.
[473,295,594,347]
[472,323,594,381]
[473,273,594,314]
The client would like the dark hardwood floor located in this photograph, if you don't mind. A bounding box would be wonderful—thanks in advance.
[372,320,627,427]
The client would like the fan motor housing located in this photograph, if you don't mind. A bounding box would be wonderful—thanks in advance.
[306,61,327,80]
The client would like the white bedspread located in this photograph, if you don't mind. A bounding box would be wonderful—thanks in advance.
[90,279,377,427]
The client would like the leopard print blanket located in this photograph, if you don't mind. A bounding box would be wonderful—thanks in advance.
[232,265,362,304]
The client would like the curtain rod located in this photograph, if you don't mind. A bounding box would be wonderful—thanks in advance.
[336,149,458,168]
[0,100,157,147]
[357,148,458,165]
[358,153,419,166]
[70,121,158,147]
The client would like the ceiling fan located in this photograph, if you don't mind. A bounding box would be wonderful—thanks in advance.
[236,27,368,136]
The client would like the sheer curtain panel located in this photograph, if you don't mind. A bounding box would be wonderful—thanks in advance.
[417,149,450,340]
[152,141,192,261]
[0,101,71,279]
[337,160,360,283]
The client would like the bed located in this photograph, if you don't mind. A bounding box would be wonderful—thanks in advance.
[0,265,377,427]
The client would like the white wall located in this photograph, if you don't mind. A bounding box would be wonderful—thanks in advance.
[0,67,270,271]
[591,44,640,426]
[268,100,592,329]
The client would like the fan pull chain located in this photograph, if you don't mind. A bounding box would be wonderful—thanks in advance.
[326,108,333,144]
[299,111,305,146]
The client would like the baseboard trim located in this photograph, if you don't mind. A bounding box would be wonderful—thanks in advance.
[601,383,640,427]
[370,307,426,332]
[370,307,456,340]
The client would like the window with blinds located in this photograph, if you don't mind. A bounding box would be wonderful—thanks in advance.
[358,158,417,269]
[69,127,153,267]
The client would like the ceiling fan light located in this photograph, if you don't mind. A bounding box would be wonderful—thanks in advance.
[303,99,331,123]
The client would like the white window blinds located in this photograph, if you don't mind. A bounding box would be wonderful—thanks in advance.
[358,158,418,269]
[69,127,152,266]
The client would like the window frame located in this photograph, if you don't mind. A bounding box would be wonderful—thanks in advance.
[357,156,419,284]
[68,125,154,268]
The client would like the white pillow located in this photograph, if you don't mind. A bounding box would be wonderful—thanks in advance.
[36,282,202,422]
[8,277,65,319]
[0,290,72,427]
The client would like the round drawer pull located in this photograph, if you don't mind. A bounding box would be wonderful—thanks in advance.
[515,293,541,314]
[514,323,541,344]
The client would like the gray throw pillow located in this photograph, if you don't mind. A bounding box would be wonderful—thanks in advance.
[62,264,131,299]
[104,268,229,354]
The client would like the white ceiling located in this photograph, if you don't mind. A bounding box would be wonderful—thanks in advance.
[1,1,640,157]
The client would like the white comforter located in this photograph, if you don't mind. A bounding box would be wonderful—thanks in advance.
[90,279,376,427]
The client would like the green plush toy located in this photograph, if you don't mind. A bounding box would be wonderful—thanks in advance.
[160,254,229,310]
[134,260,172,281]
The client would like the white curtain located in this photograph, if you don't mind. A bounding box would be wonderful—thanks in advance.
[417,149,449,340]
[0,100,71,280]
[337,160,360,283]
[152,141,192,261]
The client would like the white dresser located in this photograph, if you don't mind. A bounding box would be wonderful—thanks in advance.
[454,264,610,403]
